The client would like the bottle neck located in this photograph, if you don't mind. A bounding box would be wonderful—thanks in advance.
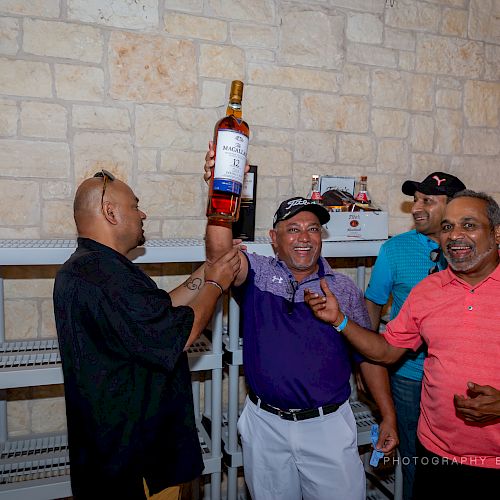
[226,100,242,118]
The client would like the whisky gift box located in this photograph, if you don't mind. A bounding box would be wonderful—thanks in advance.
[319,175,388,241]
[322,211,388,241]
[232,165,257,241]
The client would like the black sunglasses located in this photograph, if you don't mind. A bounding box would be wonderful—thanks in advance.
[429,248,441,275]
[93,169,115,209]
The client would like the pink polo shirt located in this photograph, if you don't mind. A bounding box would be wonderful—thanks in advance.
[383,262,500,468]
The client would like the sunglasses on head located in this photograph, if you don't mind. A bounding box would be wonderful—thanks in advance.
[93,169,115,209]
[429,248,441,275]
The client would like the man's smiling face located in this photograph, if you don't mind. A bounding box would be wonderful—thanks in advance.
[270,211,322,281]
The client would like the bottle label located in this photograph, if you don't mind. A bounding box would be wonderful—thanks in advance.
[355,191,369,203]
[214,129,248,195]
[241,172,254,201]
[311,191,322,201]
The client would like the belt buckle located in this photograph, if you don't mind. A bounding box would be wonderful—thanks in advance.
[278,409,298,421]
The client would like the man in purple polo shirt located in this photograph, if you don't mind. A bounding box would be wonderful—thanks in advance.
[204,156,398,499]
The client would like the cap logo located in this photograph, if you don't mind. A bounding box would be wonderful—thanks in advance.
[432,175,446,186]
[285,198,309,210]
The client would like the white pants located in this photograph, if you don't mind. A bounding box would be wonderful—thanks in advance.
[237,397,365,500]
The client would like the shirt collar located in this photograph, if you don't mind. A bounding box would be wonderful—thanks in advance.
[438,252,500,287]
[276,255,334,282]
[77,237,132,265]
[415,230,440,250]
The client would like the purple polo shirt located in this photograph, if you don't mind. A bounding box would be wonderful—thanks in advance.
[232,253,371,409]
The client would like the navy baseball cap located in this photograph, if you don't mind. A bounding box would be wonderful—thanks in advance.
[402,172,466,197]
[273,197,330,228]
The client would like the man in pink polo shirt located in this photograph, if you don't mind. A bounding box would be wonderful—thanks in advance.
[304,190,500,499]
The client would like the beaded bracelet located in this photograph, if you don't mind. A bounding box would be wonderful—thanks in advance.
[205,280,224,297]
[333,313,348,332]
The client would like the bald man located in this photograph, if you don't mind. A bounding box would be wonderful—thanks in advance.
[53,170,240,499]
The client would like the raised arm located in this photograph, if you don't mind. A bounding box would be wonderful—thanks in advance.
[204,142,248,286]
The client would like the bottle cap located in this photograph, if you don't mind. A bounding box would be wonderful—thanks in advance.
[230,80,244,103]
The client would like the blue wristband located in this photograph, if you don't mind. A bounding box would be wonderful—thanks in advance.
[333,313,348,332]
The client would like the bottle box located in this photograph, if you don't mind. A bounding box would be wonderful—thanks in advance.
[319,175,388,241]
[322,211,388,241]
[232,165,258,241]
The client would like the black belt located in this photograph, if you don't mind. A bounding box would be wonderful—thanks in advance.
[248,390,342,422]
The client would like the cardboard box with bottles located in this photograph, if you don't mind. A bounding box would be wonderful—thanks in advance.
[318,175,388,241]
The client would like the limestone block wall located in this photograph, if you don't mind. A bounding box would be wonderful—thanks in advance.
[1,0,499,436]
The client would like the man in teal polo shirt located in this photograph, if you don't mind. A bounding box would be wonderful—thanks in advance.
[364,171,466,500]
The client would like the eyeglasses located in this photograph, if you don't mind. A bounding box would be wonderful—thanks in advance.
[429,248,441,275]
[93,169,115,209]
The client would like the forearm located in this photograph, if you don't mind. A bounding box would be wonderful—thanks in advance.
[338,316,406,364]
[169,264,205,307]
[359,362,396,422]
[184,283,223,349]
[365,299,383,332]
[205,220,233,262]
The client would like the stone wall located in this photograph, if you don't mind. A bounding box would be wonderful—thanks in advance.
[1,0,500,436]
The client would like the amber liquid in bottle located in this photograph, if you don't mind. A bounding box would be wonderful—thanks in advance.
[206,80,250,222]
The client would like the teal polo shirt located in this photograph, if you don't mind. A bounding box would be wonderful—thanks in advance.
[365,230,445,381]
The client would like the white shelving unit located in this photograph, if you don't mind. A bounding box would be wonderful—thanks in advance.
[0,238,392,500]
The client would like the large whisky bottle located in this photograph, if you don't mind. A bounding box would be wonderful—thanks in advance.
[206,80,250,221]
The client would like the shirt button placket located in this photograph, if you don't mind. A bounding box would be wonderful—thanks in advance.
[467,289,475,311]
